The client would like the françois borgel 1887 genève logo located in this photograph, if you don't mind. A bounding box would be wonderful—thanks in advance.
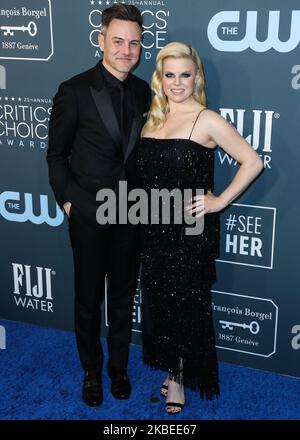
[0,0,53,61]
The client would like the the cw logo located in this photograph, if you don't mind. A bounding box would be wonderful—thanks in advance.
[0,191,64,227]
[208,10,300,53]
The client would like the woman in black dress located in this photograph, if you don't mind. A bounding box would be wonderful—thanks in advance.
[138,42,263,414]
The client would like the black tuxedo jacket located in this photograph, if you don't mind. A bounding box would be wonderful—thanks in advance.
[47,61,151,223]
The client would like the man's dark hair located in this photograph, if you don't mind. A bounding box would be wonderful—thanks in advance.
[101,4,143,34]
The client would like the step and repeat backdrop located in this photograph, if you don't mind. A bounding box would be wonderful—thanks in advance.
[0,0,299,378]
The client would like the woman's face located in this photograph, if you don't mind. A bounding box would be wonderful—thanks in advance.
[162,57,199,104]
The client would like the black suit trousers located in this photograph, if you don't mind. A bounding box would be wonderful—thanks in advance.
[68,205,140,372]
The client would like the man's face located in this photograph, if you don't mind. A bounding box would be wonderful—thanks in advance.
[98,19,142,80]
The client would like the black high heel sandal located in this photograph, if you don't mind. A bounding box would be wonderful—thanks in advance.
[165,400,185,414]
[165,368,185,414]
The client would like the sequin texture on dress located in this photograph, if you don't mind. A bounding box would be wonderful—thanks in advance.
[137,137,220,399]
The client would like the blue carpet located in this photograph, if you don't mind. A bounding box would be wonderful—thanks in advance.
[0,319,300,420]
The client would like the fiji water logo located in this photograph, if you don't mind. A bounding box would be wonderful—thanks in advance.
[218,108,277,169]
[0,191,64,226]
[208,10,300,53]
[12,263,55,312]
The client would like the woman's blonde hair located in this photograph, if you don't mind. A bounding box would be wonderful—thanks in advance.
[142,42,207,136]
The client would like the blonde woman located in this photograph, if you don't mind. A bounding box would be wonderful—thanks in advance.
[137,42,263,414]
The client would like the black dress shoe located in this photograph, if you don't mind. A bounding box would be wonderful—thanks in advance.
[82,370,103,407]
[107,366,131,400]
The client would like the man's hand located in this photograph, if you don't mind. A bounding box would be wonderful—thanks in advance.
[63,201,72,217]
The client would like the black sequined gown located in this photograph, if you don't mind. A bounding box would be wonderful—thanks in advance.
[137,137,220,399]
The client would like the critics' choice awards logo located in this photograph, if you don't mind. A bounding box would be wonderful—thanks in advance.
[207,10,300,53]
[0,191,64,227]
[104,276,142,333]
[12,263,55,313]
[217,204,276,270]
[0,0,53,61]
[0,96,52,150]
[212,291,278,357]
[218,108,278,170]
[88,0,170,60]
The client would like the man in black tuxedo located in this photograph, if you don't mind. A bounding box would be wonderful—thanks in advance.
[47,4,151,407]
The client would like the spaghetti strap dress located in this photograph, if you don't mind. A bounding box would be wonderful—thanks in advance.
[137,109,220,399]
